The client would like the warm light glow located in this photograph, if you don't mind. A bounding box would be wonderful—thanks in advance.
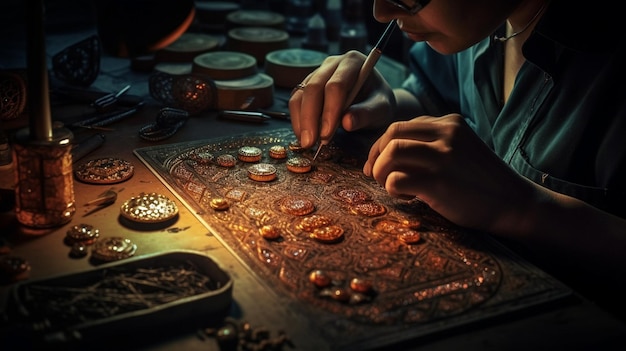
[148,8,196,52]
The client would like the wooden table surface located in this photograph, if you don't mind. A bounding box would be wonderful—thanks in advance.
[1,23,626,351]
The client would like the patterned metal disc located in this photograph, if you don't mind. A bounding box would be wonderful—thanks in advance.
[65,223,100,245]
[91,236,137,262]
[278,196,315,216]
[120,192,178,223]
[74,157,134,184]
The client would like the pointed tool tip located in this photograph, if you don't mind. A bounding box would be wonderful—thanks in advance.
[312,144,323,161]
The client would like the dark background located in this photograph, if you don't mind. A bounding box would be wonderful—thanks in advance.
[0,0,410,70]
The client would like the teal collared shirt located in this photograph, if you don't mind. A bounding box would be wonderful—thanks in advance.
[401,2,626,218]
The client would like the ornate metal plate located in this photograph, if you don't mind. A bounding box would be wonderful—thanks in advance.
[134,128,571,350]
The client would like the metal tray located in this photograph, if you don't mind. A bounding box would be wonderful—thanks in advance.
[4,250,233,345]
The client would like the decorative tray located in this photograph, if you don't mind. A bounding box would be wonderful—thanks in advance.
[2,250,233,346]
[133,128,572,350]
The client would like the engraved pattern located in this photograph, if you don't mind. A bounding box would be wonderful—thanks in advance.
[51,35,100,87]
[0,71,26,120]
[120,192,178,223]
[135,128,571,349]
[74,157,134,184]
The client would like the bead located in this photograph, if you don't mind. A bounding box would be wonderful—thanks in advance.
[0,255,30,282]
[69,243,88,258]
[216,323,238,349]
[398,230,422,244]
[210,198,230,211]
[308,269,331,287]
[296,214,333,232]
[91,237,137,262]
[259,225,281,240]
[330,287,350,302]
[349,278,373,293]
[309,225,344,243]
[65,223,100,245]
[402,218,422,229]
[349,292,372,304]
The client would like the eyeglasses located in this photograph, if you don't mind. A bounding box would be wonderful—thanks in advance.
[384,0,431,15]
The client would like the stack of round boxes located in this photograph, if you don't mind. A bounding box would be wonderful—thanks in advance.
[150,6,329,111]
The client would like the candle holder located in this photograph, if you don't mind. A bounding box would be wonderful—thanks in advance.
[13,127,75,229]
[11,0,76,230]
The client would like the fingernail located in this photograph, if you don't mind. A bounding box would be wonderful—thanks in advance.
[301,130,312,148]
[320,119,329,137]
[363,162,371,176]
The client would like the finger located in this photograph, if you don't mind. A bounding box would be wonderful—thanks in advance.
[318,78,346,142]
[363,137,382,177]
[343,88,387,132]
[289,89,303,141]
[370,138,442,193]
[298,78,326,148]
[319,53,367,140]
[385,171,422,200]
[292,60,342,148]
[364,118,438,176]
[288,71,316,141]
[379,118,441,146]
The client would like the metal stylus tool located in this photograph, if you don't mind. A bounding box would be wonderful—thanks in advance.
[312,20,397,161]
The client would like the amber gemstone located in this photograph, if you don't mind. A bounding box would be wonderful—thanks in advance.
[349,278,373,293]
[308,269,331,287]
[309,225,344,243]
[259,225,281,240]
[210,198,230,211]
[398,230,422,244]
[296,214,333,232]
